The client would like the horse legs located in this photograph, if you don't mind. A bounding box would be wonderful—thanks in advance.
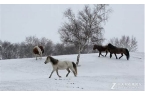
[110,53,112,58]
[105,51,108,57]
[35,54,37,60]
[99,51,104,57]
[114,53,118,59]
[100,52,104,57]
[66,68,70,77]
[98,52,101,57]
[39,52,42,59]
[49,70,55,78]
[56,68,61,78]
[119,53,123,59]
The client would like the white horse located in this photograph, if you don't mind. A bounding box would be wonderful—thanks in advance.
[44,56,77,78]
[33,46,44,60]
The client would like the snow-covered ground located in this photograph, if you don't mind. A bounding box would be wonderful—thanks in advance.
[0,52,144,91]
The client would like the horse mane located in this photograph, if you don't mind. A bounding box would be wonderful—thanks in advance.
[49,56,58,65]
[108,43,116,49]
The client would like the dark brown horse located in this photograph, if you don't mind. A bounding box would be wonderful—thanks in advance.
[33,46,44,60]
[93,44,108,57]
[107,43,130,60]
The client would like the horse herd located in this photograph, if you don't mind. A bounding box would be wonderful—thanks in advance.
[93,43,130,60]
[32,43,130,78]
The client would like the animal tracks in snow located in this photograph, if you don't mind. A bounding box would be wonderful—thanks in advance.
[53,78,84,90]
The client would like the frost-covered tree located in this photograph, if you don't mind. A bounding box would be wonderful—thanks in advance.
[59,4,112,65]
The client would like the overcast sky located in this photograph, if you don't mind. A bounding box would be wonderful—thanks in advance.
[0,4,144,52]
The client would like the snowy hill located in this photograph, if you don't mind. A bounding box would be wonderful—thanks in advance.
[0,52,144,91]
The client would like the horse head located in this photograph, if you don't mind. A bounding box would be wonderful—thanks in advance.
[44,56,51,64]
[44,56,58,65]
[93,44,99,50]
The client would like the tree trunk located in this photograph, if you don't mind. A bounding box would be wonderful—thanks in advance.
[76,45,85,65]
[76,50,80,65]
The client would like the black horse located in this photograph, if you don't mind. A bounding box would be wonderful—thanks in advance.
[93,44,108,57]
[107,43,130,60]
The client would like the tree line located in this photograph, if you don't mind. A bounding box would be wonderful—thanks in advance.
[0,36,96,60]
[0,34,137,60]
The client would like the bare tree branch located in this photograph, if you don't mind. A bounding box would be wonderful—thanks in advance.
[59,4,112,65]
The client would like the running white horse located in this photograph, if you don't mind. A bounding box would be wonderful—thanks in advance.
[33,46,44,60]
[44,56,77,78]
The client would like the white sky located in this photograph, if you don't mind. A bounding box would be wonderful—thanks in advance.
[0,4,144,52]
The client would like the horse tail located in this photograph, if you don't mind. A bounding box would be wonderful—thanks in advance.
[72,62,77,75]
[125,48,130,60]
